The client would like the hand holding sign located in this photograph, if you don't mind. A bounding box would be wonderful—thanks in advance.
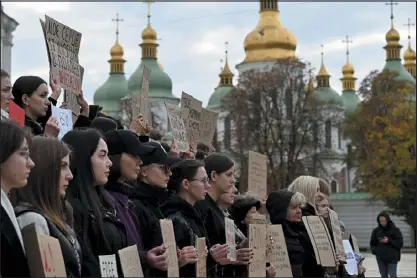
[44,116,61,138]
[77,90,89,116]
[51,106,73,139]
[49,71,62,99]
[169,140,180,158]
[178,246,198,267]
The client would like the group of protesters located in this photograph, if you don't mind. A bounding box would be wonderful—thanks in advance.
[1,68,402,278]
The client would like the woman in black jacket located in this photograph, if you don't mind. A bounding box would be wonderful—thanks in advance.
[161,159,212,277]
[0,120,34,277]
[62,128,128,277]
[266,189,324,278]
[12,136,83,277]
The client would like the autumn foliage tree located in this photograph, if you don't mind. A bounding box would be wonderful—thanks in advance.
[222,59,325,191]
[344,70,416,228]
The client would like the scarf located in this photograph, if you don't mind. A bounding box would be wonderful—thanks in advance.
[1,109,9,121]
[1,188,25,253]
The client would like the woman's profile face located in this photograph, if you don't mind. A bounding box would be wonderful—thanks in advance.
[1,76,13,112]
[90,139,112,185]
[212,165,236,194]
[287,203,302,223]
[316,196,329,217]
[187,166,210,202]
[1,138,35,189]
[59,154,73,197]
[141,163,172,188]
[23,83,50,117]
[219,184,238,207]
[120,153,142,181]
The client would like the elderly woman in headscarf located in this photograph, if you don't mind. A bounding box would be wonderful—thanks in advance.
[12,75,90,136]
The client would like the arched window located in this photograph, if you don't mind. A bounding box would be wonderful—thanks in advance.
[224,115,231,149]
[331,180,337,193]
[325,120,332,149]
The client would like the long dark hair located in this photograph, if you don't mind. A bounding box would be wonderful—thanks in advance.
[0,120,31,164]
[11,136,72,234]
[204,153,234,180]
[168,159,204,193]
[62,128,114,245]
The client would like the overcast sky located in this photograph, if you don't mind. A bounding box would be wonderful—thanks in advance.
[3,1,416,106]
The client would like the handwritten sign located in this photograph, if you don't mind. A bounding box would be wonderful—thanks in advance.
[130,93,141,121]
[266,225,292,277]
[200,108,218,144]
[181,92,202,149]
[140,65,151,122]
[99,254,118,277]
[349,234,360,253]
[51,105,73,139]
[22,223,66,277]
[329,210,346,261]
[160,219,180,277]
[302,216,336,267]
[9,101,25,127]
[225,217,237,261]
[248,224,267,277]
[248,150,267,199]
[42,15,82,94]
[165,102,189,152]
[195,237,207,277]
[118,245,144,277]
[343,240,358,275]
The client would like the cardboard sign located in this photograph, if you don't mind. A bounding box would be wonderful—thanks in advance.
[302,216,336,267]
[343,240,358,275]
[140,65,151,122]
[180,92,202,149]
[266,225,292,277]
[51,105,73,139]
[99,254,118,277]
[248,213,267,224]
[328,210,346,261]
[248,150,268,199]
[43,15,82,94]
[118,245,144,277]
[9,101,25,127]
[195,237,207,277]
[160,219,180,277]
[225,217,237,261]
[165,102,189,152]
[21,223,66,277]
[200,108,218,144]
[130,94,141,121]
[248,224,267,277]
[349,234,360,252]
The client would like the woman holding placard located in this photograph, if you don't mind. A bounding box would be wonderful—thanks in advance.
[12,136,83,277]
[0,120,34,277]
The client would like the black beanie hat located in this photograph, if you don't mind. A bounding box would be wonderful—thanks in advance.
[228,195,261,225]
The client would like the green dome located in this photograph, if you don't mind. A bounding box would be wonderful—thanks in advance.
[315,87,344,108]
[342,90,360,114]
[207,86,233,110]
[382,60,416,85]
[127,58,178,100]
[94,73,129,118]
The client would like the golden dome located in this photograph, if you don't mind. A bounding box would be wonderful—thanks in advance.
[342,61,355,75]
[110,41,124,58]
[404,44,416,61]
[242,3,297,63]
[142,24,157,43]
[317,63,330,77]
[386,27,400,43]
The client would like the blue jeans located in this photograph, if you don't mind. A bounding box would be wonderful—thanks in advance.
[377,258,398,278]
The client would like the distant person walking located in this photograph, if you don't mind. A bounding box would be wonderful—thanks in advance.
[370,211,403,278]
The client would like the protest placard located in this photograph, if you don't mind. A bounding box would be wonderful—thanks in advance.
[9,101,25,127]
[195,237,207,277]
[160,219,180,277]
[99,255,118,277]
[165,102,189,152]
[343,240,358,275]
[248,224,267,277]
[349,234,360,253]
[21,224,66,277]
[225,217,237,261]
[118,245,144,277]
[181,92,202,149]
[329,209,346,261]
[51,105,73,140]
[302,216,336,267]
[248,150,268,200]
[200,108,218,144]
[266,225,292,277]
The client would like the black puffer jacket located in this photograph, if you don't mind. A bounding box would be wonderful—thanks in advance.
[370,211,403,263]
[15,204,83,277]
[161,195,209,277]
[267,190,324,278]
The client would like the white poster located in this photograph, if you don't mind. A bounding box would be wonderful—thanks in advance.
[343,240,358,275]
[51,105,73,140]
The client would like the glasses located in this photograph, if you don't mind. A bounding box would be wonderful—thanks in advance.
[189,177,210,184]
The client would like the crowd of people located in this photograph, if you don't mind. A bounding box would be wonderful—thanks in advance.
[1,69,403,278]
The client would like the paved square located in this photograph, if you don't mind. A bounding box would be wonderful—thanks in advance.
[362,252,416,277]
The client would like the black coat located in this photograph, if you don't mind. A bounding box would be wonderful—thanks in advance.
[15,204,83,277]
[370,211,403,263]
[161,195,209,277]
[1,206,30,277]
